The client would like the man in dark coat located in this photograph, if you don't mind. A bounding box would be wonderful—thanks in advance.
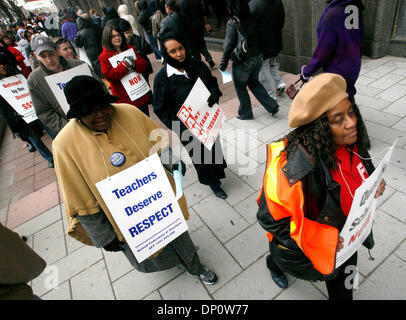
[179,0,215,67]
[159,0,185,40]
[74,16,103,77]
[249,0,286,99]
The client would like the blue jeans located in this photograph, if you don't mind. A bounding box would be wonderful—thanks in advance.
[232,55,279,118]
[28,135,53,163]
[29,121,56,164]
[147,32,162,60]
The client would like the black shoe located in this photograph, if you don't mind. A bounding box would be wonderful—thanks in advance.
[236,115,254,120]
[276,86,285,96]
[26,143,36,152]
[269,104,279,117]
[270,270,288,289]
[209,185,228,199]
[208,60,215,69]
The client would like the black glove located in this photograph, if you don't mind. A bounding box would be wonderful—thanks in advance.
[300,73,309,83]
[173,160,187,176]
[103,237,125,252]
[219,62,227,72]
[207,92,220,107]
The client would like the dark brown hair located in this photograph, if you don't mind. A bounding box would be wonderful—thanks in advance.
[101,24,127,51]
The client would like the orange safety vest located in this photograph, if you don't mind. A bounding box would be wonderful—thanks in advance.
[258,140,339,276]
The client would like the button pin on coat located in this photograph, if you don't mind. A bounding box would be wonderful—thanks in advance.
[110,152,126,167]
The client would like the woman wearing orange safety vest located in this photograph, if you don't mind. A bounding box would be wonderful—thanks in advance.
[257,73,386,300]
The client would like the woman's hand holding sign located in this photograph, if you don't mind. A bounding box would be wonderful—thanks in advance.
[374,179,386,199]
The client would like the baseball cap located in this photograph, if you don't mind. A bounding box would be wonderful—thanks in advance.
[30,35,56,55]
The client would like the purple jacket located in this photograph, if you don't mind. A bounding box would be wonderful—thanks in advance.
[61,21,77,41]
[302,0,364,97]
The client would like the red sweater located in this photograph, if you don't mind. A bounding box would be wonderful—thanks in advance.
[98,45,150,107]
[8,45,31,78]
[330,146,369,216]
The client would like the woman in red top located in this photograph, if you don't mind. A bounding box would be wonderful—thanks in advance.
[0,33,31,78]
[98,25,151,116]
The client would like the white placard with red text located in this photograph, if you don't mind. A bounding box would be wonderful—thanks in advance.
[45,63,92,115]
[0,74,37,123]
[108,48,150,101]
[335,140,396,268]
[177,77,225,150]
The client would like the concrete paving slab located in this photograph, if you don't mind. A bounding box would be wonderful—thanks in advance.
[190,226,243,294]
[192,194,249,243]
[112,266,184,300]
[41,281,71,300]
[71,260,115,300]
[159,272,212,300]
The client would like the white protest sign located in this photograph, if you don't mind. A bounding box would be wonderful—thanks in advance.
[336,140,396,268]
[45,63,92,115]
[108,48,150,101]
[0,74,37,123]
[95,153,188,263]
[177,77,226,151]
[220,70,232,84]
[78,47,92,66]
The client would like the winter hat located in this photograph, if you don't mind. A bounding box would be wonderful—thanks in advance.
[64,75,119,119]
[288,73,349,128]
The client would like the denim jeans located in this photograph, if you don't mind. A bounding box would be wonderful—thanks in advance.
[259,56,286,99]
[147,32,162,60]
[28,135,53,163]
[232,55,279,118]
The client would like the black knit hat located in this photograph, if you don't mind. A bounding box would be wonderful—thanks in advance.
[64,75,119,119]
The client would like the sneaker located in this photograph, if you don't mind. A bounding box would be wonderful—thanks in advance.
[276,86,285,96]
[187,266,218,285]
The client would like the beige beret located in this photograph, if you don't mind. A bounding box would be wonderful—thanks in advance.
[288,73,349,128]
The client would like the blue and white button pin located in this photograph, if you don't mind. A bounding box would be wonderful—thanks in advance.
[110,152,126,167]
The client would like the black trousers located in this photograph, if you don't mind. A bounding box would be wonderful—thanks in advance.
[267,250,358,300]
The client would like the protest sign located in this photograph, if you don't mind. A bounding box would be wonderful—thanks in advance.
[95,153,188,263]
[220,70,232,84]
[108,48,150,101]
[45,63,92,115]
[0,74,37,123]
[336,140,396,268]
[177,77,226,150]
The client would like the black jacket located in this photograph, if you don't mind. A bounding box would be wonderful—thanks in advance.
[158,11,185,40]
[74,17,102,73]
[138,1,152,33]
[249,0,285,58]
[220,17,261,69]
[257,143,375,281]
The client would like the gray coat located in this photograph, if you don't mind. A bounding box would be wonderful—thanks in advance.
[27,57,104,134]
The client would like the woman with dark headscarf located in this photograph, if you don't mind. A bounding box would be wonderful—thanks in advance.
[153,33,228,199]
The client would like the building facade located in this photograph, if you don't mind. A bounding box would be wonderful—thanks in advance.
[46,0,406,74]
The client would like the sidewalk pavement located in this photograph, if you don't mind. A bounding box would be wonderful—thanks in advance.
[0,51,405,300]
